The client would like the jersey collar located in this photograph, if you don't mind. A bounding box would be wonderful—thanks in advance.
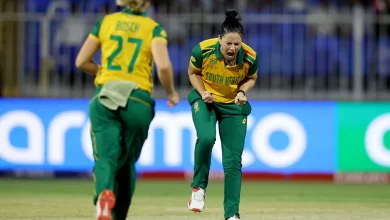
[122,8,147,17]
[215,41,244,65]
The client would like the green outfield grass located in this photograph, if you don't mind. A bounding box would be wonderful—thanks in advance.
[0,179,389,220]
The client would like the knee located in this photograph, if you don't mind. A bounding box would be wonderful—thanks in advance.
[195,136,216,155]
[95,158,120,173]
[222,157,242,172]
[197,136,216,147]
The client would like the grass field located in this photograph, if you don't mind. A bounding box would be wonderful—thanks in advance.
[0,179,389,220]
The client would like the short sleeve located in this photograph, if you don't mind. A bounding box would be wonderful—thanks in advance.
[247,56,258,77]
[152,24,168,42]
[89,17,104,41]
[190,44,202,69]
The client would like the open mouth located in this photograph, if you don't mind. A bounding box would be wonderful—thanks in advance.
[226,51,235,57]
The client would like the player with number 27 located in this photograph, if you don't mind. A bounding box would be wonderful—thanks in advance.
[75,0,179,219]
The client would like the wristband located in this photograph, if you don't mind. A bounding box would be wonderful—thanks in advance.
[238,90,246,96]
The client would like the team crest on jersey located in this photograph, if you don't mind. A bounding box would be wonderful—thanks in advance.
[160,30,167,38]
[194,102,199,113]
[210,58,217,65]
[242,118,247,124]
[191,56,196,63]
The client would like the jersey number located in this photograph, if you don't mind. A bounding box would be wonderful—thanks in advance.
[107,35,142,73]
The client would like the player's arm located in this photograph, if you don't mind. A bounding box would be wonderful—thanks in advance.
[188,44,206,94]
[75,18,102,75]
[75,38,100,75]
[151,25,176,96]
[239,55,258,93]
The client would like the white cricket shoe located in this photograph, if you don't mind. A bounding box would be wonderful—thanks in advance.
[187,187,206,212]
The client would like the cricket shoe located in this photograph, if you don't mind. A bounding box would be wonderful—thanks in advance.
[96,190,116,220]
[187,187,206,212]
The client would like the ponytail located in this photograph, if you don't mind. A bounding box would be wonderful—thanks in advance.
[220,9,244,37]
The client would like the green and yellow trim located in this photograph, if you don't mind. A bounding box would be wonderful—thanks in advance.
[88,34,99,41]
[190,44,203,69]
[92,171,97,197]
[129,96,152,108]
[90,123,99,161]
[153,24,167,42]
[152,37,167,43]
[247,56,259,76]
[89,17,104,39]
[122,8,147,17]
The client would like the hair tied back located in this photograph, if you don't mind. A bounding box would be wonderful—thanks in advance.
[225,9,241,22]
[220,9,244,37]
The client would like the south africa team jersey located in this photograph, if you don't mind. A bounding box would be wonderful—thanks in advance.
[190,38,258,103]
[89,8,167,94]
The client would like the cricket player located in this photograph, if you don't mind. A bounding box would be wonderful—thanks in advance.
[186,9,258,220]
[75,0,179,219]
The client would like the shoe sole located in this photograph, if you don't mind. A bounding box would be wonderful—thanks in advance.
[97,190,116,220]
[191,208,202,213]
[188,200,203,213]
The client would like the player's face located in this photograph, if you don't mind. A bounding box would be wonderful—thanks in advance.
[219,32,242,61]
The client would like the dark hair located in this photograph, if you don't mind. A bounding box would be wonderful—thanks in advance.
[220,9,243,37]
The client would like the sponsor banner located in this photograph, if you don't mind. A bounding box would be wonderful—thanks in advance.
[0,99,336,173]
[334,173,390,183]
[337,103,390,172]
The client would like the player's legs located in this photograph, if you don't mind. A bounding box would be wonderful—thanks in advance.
[188,99,217,212]
[113,90,155,220]
[218,114,247,219]
[89,97,123,220]
[191,100,217,189]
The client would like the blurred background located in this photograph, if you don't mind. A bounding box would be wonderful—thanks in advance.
[1,0,390,100]
[0,1,390,219]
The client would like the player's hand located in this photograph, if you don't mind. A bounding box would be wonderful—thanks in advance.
[235,91,247,105]
[167,91,180,107]
[202,91,214,103]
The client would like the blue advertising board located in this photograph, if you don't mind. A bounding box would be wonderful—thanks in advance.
[0,99,336,173]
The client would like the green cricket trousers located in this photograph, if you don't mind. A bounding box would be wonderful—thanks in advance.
[188,89,252,219]
[89,86,155,220]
